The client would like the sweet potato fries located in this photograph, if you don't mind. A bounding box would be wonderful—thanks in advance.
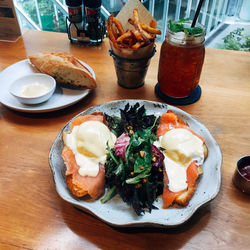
[106,8,161,50]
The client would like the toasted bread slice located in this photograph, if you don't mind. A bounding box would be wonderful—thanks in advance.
[28,52,97,89]
[174,184,196,206]
[66,175,88,197]
[197,144,209,174]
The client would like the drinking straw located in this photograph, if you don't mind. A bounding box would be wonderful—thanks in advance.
[191,0,205,27]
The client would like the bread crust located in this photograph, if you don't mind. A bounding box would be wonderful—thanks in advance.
[66,175,88,197]
[28,52,97,89]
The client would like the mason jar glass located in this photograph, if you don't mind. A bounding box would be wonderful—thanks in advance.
[157,21,205,98]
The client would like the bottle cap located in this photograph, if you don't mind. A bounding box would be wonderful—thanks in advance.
[66,0,82,7]
[84,0,101,8]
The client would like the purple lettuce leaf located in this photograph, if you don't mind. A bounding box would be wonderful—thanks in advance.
[151,145,164,167]
[115,132,130,161]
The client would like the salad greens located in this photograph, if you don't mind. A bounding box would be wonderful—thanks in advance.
[105,103,157,137]
[168,18,203,35]
[102,103,164,215]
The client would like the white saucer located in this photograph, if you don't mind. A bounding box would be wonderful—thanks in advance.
[0,59,94,113]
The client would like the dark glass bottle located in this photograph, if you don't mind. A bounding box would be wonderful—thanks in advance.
[66,0,83,23]
[66,0,84,42]
[84,0,104,44]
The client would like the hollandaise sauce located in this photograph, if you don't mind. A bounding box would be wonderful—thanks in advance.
[159,128,204,192]
[64,121,116,177]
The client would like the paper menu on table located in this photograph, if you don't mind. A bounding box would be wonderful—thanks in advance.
[0,0,21,42]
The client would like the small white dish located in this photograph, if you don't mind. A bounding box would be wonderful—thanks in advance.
[9,73,56,105]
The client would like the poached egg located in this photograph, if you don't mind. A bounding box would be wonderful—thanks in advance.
[64,121,116,177]
[159,128,204,192]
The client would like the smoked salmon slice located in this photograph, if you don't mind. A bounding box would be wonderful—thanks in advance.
[162,161,199,208]
[156,110,188,138]
[61,112,106,199]
[157,110,205,142]
[70,112,105,130]
[157,110,205,208]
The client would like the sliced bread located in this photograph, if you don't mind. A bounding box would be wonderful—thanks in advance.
[28,52,97,89]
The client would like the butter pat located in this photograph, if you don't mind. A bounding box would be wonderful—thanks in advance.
[21,82,50,98]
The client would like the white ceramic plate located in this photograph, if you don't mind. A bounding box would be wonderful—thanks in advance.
[0,59,94,113]
[49,100,222,228]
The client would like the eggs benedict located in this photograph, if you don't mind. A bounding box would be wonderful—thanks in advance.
[61,112,116,199]
[157,110,208,208]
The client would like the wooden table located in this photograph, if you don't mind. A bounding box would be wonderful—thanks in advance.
[0,30,249,250]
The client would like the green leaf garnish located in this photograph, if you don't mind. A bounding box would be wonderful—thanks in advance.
[185,27,203,35]
[101,186,117,203]
[168,19,203,35]
[179,18,190,23]
[126,168,151,184]
[168,20,183,33]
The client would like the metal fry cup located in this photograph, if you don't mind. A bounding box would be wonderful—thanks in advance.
[109,47,155,89]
